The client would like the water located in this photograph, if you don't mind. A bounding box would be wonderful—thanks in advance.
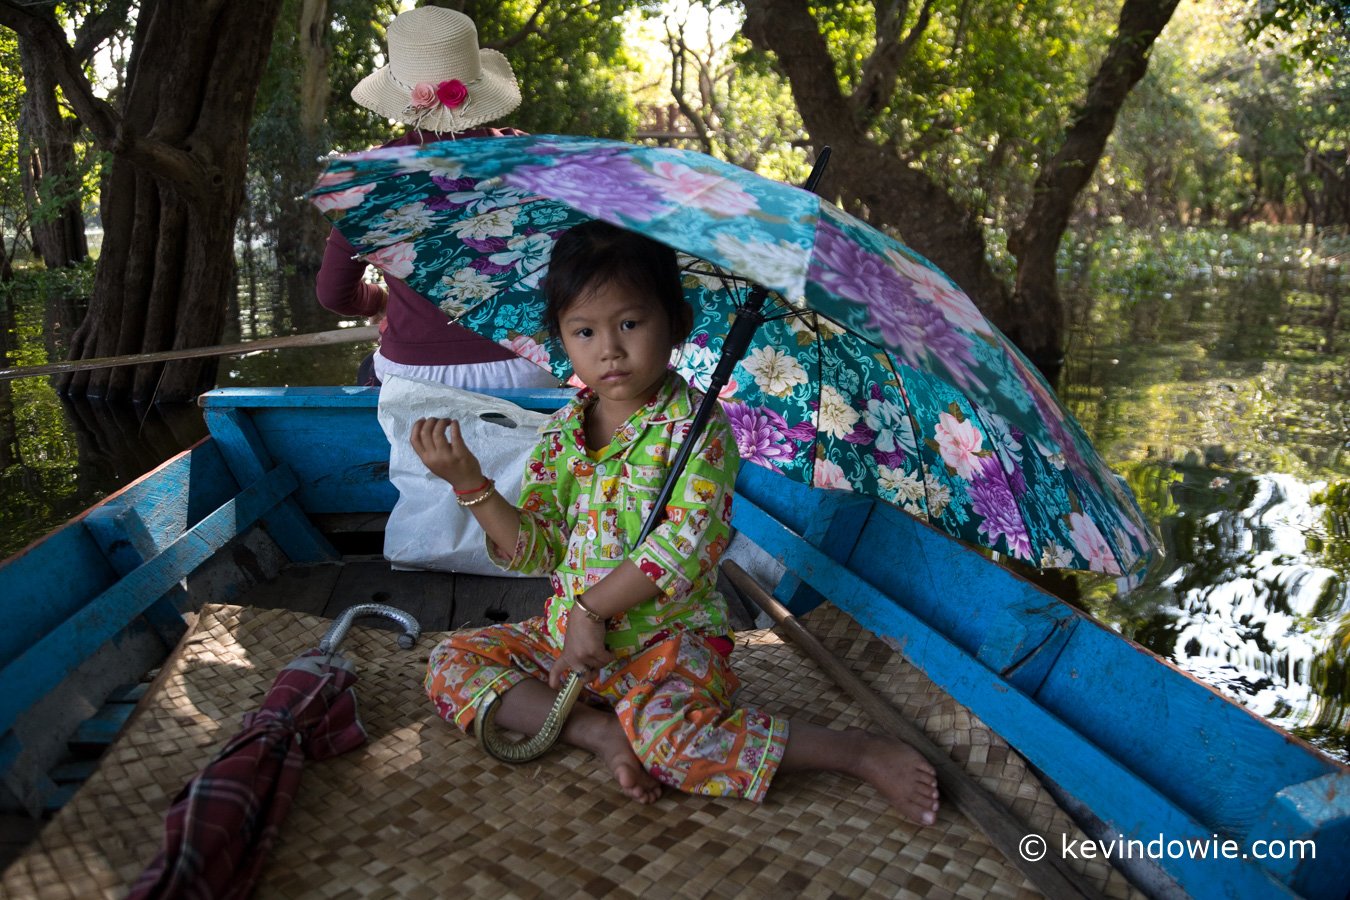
[1,240,1346,759]
[0,263,371,562]
[1059,238,1348,759]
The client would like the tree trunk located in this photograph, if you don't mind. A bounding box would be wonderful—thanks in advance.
[741,0,1180,380]
[741,0,1014,338]
[17,37,88,269]
[275,0,332,276]
[1006,0,1180,373]
[0,0,284,402]
[297,0,331,143]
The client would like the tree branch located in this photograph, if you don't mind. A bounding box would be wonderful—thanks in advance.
[71,0,133,61]
[0,2,120,145]
[488,0,551,51]
[1009,0,1181,260]
[853,0,936,124]
[666,22,715,155]
[0,0,223,202]
[483,0,620,52]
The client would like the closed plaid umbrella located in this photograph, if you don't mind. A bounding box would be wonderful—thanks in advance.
[128,605,418,900]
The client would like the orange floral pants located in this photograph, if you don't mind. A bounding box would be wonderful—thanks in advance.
[425,616,788,801]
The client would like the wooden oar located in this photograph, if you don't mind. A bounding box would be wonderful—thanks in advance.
[722,561,1106,900]
[0,326,380,382]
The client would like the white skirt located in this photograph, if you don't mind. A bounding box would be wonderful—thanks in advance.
[372,349,562,391]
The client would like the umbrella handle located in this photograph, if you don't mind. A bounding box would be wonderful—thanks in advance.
[319,603,421,654]
[476,671,584,763]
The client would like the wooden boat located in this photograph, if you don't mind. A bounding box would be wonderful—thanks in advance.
[1,386,1345,899]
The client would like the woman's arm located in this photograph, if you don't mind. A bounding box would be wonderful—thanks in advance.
[316,228,388,318]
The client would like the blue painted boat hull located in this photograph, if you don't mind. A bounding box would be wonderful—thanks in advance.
[1,386,1345,898]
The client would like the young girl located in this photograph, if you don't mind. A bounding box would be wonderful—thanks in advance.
[415,221,940,825]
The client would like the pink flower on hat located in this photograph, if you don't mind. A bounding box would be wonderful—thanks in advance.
[435,79,468,110]
[409,82,437,110]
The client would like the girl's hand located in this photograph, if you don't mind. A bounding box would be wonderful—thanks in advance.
[410,418,484,490]
[551,613,614,689]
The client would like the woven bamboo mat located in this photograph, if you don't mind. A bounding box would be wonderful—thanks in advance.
[3,603,1141,899]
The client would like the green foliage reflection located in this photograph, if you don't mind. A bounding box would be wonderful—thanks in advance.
[1061,227,1349,758]
[0,265,95,556]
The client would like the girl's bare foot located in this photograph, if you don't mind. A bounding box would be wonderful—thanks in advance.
[594,724,662,804]
[854,732,940,825]
[781,722,941,826]
[491,678,662,803]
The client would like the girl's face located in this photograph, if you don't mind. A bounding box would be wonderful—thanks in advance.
[558,279,680,423]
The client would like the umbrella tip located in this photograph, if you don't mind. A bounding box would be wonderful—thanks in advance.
[803,147,832,194]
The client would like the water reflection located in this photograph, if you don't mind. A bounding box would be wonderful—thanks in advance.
[1102,466,1347,757]
[1062,240,1348,759]
[0,260,373,559]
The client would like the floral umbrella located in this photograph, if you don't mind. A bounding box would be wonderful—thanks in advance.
[309,135,1156,576]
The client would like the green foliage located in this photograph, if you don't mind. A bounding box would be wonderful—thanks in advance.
[1084,9,1241,225]
[251,0,399,168]
[721,37,811,181]
[460,0,643,138]
[802,0,1120,226]
[637,0,1343,244]
[1241,0,1349,72]
[0,257,95,308]
[1083,0,1350,227]
[1061,222,1350,297]
[0,5,124,268]
[325,0,407,150]
[246,0,403,278]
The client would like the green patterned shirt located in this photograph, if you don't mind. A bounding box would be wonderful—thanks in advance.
[487,372,739,657]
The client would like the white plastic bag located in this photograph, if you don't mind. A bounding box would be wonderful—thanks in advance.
[378,375,550,576]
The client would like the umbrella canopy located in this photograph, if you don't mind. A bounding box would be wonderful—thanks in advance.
[309,135,1156,576]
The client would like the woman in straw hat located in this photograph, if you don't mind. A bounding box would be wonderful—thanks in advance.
[317,6,559,390]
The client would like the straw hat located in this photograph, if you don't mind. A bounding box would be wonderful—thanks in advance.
[352,7,521,132]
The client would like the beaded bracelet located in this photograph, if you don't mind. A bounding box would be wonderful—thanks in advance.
[455,483,496,508]
[573,596,607,624]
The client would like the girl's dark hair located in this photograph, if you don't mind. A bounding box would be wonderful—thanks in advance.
[543,221,690,342]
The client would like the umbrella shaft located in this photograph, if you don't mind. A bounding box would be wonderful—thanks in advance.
[711,286,768,387]
[636,286,770,547]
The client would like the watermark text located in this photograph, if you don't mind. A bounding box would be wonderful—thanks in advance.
[1017,833,1316,863]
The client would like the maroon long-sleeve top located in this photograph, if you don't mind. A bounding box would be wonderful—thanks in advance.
[316,127,523,367]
